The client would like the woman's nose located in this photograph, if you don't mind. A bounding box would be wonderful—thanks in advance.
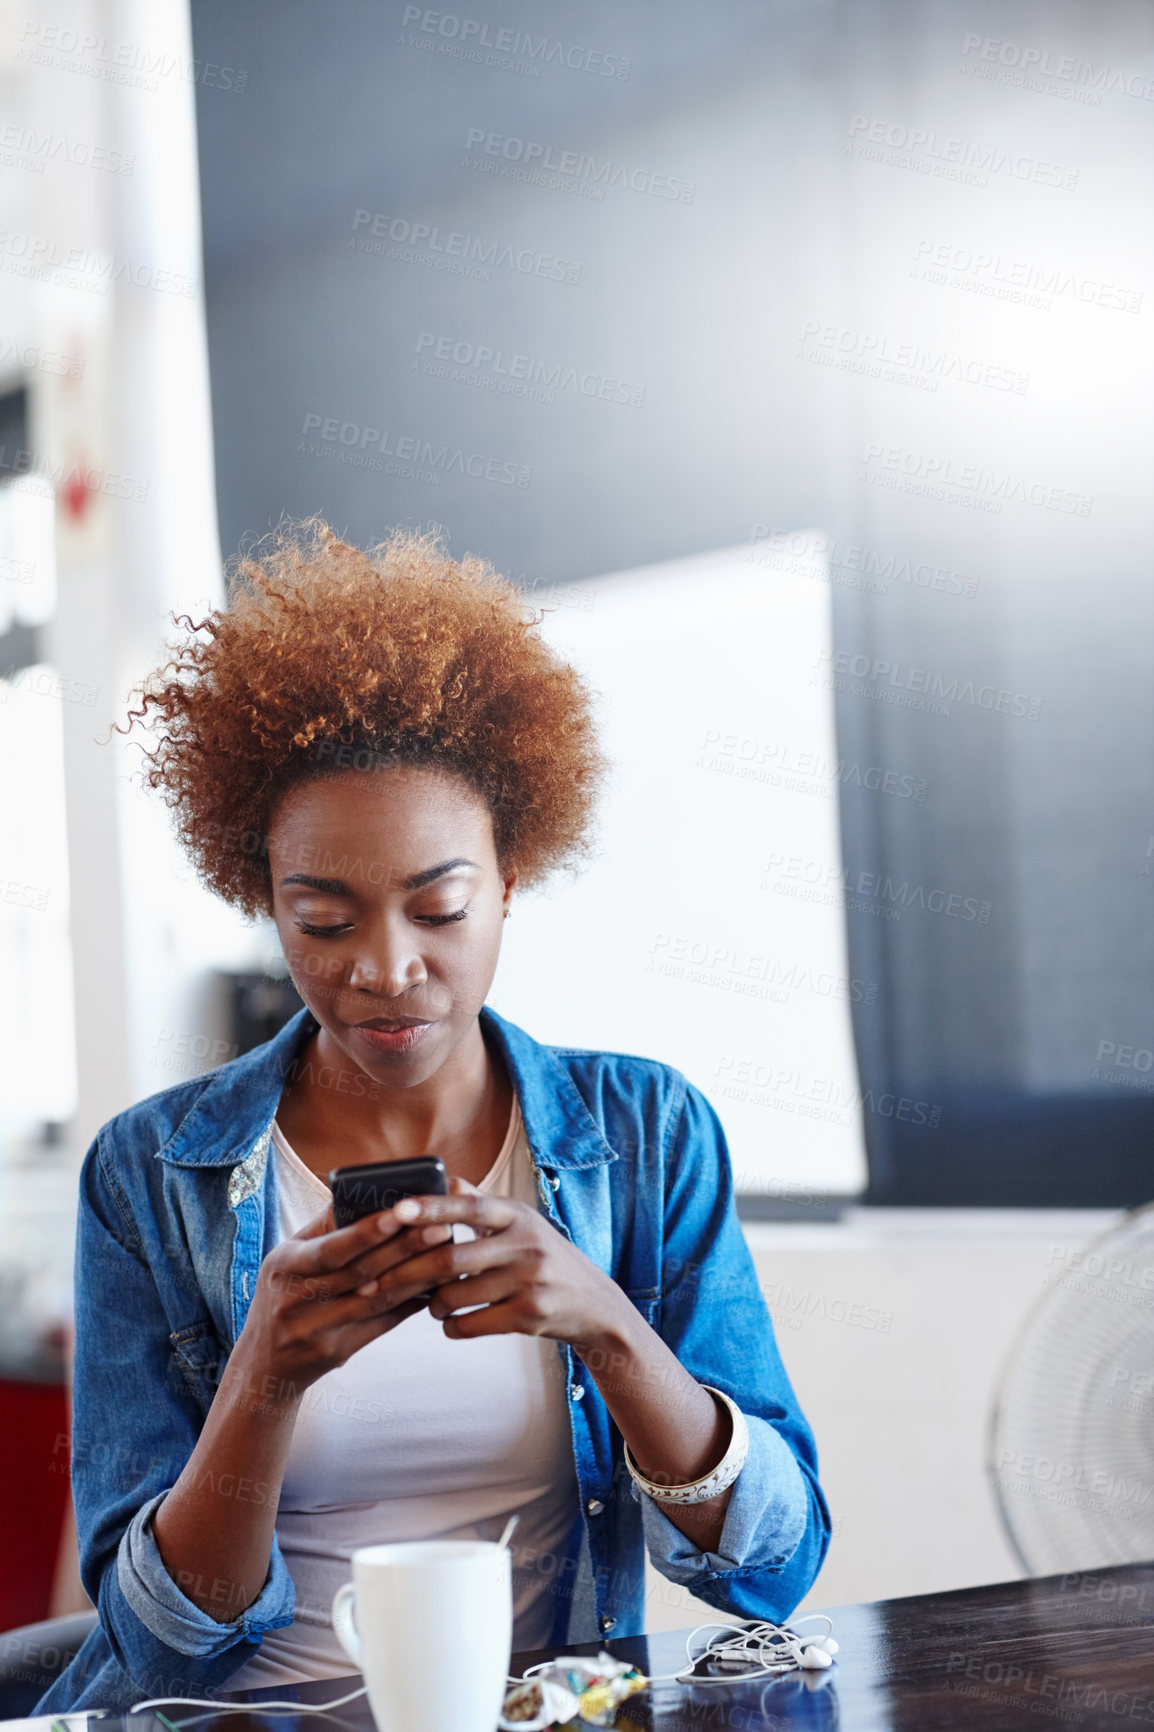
[346,920,425,997]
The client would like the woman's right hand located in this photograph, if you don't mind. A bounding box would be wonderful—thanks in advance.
[153,1203,452,1621]
[235,1203,455,1403]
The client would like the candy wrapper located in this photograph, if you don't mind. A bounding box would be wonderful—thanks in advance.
[499,1651,648,1730]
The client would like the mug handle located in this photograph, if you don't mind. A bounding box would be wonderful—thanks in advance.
[331,1582,363,1671]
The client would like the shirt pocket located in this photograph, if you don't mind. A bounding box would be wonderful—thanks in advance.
[167,1318,227,1410]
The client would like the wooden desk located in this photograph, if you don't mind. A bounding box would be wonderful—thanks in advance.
[133,1562,1154,1731]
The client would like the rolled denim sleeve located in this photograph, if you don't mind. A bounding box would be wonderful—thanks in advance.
[639,1082,830,1620]
[73,1138,295,1697]
[116,1490,296,1660]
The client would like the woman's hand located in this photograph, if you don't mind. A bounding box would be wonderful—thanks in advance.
[236,1202,454,1401]
[152,1202,451,1619]
[356,1176,630,1354]
[384,1182,739,1555]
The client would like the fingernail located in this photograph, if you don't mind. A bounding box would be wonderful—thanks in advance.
[358,1280,377,1296]
[375,1214,394,1234]
[395,1199,421,1220]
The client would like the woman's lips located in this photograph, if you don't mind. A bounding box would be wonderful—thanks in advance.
[353,1021,432,1055]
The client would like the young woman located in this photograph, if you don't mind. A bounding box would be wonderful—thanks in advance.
[38,523,829,1711]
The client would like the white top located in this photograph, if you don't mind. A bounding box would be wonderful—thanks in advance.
[226,1095,579,1689]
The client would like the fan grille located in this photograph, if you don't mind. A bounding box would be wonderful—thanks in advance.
[990,1204,1154,1575]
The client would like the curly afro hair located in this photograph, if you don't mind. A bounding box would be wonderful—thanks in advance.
[123,519,608,919]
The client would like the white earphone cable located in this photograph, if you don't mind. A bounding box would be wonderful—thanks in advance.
[647,1614,837,1683]
[507,1613,838,1689]
[128,1683,368,1724]
[129,1614,837,1723]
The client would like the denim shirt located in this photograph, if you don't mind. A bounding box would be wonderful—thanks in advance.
[37,1005,830,1713]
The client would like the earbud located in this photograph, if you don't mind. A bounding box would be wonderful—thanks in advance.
[665,1615,839,1688]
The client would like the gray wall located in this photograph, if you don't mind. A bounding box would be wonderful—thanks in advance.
[191,0,842,583]
[192,0,1154,1203]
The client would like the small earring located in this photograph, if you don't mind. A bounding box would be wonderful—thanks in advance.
[504,908,511,920]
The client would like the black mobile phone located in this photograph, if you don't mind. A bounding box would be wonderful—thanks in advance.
[328,1156,450,1304]
[327,1156,449,1229]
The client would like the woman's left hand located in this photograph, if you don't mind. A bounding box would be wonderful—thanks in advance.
[372,1178,737,1552]
[354,1176,627,1351]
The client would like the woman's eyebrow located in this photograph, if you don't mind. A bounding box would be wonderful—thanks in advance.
[278,858,479,894]
[401,857,480,890]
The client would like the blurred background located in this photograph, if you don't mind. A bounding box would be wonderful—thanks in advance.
[1,0,1153,1654]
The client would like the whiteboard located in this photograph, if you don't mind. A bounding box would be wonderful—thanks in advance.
[489,539,867,1200]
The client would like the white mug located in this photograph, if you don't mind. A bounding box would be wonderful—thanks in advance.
[332,1540,513,1732]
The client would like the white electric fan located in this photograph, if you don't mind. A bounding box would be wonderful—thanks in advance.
[989,1205,1154,1574]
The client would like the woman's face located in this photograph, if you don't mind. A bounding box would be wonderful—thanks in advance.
[267,764,515,1089]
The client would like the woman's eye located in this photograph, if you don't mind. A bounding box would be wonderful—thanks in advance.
[293,911,468,935]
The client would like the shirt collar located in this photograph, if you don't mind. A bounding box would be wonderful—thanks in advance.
[155,1004,618,1172]
[480,1005,618,1171]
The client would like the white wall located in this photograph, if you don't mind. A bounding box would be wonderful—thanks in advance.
[641,1207,1118,1633]
[0,0,269,1168]
[491,543,867,1201]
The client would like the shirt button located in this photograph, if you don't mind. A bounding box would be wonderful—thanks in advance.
[586,1498,604,1515]
[599,1615,617,1633]
[547,1173,560,1190]
[570,1382,585,1401]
